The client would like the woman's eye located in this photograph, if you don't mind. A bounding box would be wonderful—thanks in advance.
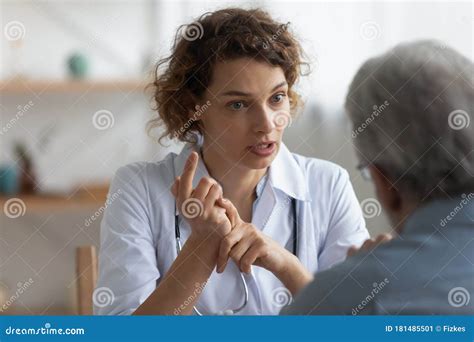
[271,93,286,103]
[229,101,245,111]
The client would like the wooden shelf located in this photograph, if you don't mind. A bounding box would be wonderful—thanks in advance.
[0,184,109,212]
[0,78,148,94]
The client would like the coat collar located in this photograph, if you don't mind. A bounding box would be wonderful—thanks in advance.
[268,143,311,202]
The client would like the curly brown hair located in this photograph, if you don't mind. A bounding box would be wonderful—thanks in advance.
[148,7,308,144]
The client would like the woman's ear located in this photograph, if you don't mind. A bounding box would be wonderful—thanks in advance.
[187,97,205,123]
[187,107,198,121]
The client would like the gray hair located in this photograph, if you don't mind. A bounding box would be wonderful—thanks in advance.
[345,40,474,201]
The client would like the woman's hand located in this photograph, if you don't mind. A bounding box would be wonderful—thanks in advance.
[170,152,231,241]
[136,152,230,315]
[215,198,294,276]
[346,233,393,258]
[216,198,313,295]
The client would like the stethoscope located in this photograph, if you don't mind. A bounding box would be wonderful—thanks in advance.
[174,197,299,315]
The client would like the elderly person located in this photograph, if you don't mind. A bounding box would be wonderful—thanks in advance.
[282,40,474,315]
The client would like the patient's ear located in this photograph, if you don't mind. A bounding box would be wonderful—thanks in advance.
[369,165,402,215]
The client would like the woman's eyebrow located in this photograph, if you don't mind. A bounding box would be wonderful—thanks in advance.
[219,81,288,97]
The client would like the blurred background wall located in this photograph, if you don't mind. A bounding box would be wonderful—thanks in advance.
[0,0,472,314]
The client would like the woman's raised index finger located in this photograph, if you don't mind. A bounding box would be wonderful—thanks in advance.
[179,151,198,200]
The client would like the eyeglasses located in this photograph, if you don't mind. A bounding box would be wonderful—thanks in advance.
[356,163,372,181]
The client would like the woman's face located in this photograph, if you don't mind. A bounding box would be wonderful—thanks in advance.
[197,58,291,171]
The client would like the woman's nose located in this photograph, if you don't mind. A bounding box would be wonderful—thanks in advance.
[252,106,276,133]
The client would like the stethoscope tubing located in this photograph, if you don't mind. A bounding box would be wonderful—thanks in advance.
[173,197,298,315]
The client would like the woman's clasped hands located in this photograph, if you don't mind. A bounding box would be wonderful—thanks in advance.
[170,152,296,278]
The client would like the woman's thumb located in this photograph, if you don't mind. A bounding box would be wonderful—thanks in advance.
[218,198,239,226]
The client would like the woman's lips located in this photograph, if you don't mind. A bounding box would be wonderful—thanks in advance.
[248,142,277,157]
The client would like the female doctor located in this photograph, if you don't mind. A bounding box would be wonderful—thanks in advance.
[94,8,368,315]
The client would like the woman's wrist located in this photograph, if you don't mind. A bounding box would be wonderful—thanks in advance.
[188,231,222,260]
[134,228,222,315]
[275,253,314,296]
[190,228,223,243]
